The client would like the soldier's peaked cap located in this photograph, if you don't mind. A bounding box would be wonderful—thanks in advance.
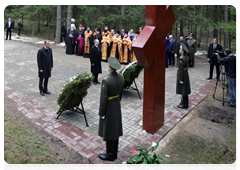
[181,43,189,53]
[108,57,121,70]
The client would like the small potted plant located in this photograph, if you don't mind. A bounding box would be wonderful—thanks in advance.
[127,142,170,164]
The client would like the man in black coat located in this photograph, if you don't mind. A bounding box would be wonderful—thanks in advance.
[37,40,53,96]
[5,18,13,40]
[207,37,222,81]
[66,24,77,55]
[61,22,67,43]
[168,35,176,66]
[17,19,22,36]
[176,36,189,61]
[90,39,102,85]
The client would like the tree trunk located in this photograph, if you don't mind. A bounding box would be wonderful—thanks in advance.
[190,20,192,33]
[47,11,50,39]
[119,5,125,30]
[55,5,61,43]
[32,18,35,35]
[67,5,72,31]
[213,5,218,38]
[205,6,209,49]
[38,12,40,33]
[224,5,229,48]
[180,19,183,36]
[175,22,178,38]
[22,14,24,31]
[198,5,203,48]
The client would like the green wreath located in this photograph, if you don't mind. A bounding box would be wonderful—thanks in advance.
[119,61,144,89]
[56,71,94,114]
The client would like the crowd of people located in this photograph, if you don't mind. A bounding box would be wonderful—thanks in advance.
[61,22,142,65]
[165,33,197,68]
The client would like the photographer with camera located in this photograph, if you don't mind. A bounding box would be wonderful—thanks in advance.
[215,48,236,107]
[207,37,222,81]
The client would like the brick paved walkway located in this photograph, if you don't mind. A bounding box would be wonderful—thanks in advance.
[4,38,216,164]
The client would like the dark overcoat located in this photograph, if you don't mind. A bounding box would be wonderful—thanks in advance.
[168,39,176,53]
[207,43,222,65]
[66,28,77,54]
[90,45,102,74]
[37,47,53,78]
[176,54,191,95]
[98,72,124,141]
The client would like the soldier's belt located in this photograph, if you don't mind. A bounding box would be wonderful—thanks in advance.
[108,94,119,100]
[177,67,188,70]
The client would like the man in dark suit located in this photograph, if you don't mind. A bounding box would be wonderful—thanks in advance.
[168,35,176,66]
[90,39,102,85]
[37,40,53,96]
[5,18,13,40]
[207,37,222,81]
[61,22,67,43]
[17,19,22,36]
[176,36,189,61]
[98,57,124,162]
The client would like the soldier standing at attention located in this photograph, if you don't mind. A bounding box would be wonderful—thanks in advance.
[98,57,124,162]
[176,44,191,109]
[187,33,197,68]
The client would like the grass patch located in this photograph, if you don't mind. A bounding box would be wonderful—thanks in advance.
[4,112,58,164]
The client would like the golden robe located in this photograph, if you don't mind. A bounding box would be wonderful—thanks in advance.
[122,36,132,63]
[110,34,123,62]
[131,37,137,62]
[84,30,93,54]
[101,34,111,60]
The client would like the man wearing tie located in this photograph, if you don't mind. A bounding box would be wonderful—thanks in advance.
[5,18,13,40]
[168,35,176,66]
[37,40,53,96]
[90,39,102,85]
[207,37,222,81]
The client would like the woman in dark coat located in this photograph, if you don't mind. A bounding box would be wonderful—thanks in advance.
[90,39,102,84]
[176,43,191,108]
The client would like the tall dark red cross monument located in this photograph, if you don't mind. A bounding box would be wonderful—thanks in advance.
[132,5,175,134]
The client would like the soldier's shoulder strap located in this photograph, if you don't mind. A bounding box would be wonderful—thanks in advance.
[104,76,109,80]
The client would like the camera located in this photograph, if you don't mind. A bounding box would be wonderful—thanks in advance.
[214,50,225,58]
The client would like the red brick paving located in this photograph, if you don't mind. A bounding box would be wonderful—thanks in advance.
[4,79,215,164]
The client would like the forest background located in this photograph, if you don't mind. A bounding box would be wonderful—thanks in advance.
[4,5,236,51]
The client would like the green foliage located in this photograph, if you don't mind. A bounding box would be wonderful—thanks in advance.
[119,62,144,90]
[127,142,170,164]
[56,71,94,114]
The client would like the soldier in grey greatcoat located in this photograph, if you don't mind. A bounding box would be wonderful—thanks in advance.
[187,33,197,68]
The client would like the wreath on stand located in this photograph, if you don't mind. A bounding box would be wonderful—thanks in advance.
[56,71,94,114]
[119,61,144,89]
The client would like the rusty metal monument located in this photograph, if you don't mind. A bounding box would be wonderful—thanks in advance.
[132,5,175,134]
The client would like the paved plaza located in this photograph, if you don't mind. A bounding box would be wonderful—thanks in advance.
[4,37,216,164]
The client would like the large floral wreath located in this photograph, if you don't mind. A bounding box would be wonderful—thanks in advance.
[56,71,94,114]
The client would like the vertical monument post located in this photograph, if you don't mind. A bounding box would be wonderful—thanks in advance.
[132,5,175,134]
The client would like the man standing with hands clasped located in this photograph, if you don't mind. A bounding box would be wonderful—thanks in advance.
[37,40,53,96]
[98,57,124,162]
[90,39,102,85]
